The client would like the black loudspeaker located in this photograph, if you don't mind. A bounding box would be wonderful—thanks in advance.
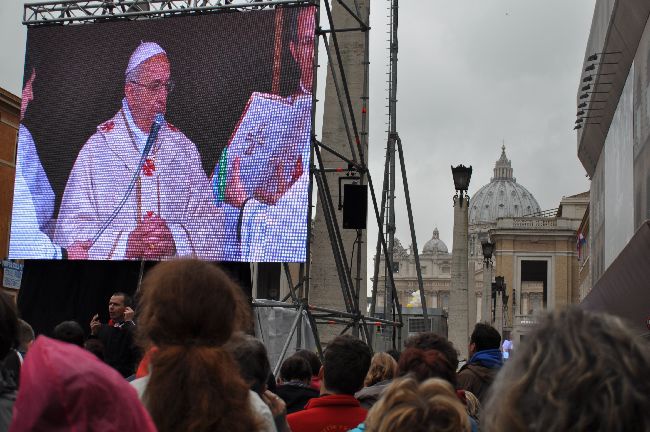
[343,184,368,229]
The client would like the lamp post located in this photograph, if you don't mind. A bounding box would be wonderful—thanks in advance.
[481,240,494,323]
[451,165,472,207]
[450,164,472,359]
[492,276,506,334]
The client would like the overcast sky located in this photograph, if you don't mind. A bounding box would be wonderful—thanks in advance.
[364,0,594,272]
[1,1,595,286]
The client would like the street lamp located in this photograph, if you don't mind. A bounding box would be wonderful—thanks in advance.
[492,276,505,323]
[481,241,495,264]
[451,165,472,207]
[481,240,495,323]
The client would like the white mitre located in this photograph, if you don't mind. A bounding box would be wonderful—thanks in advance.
[125,41,167,77]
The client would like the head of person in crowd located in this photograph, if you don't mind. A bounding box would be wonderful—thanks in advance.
[124,42,171,133]
[83,338,104,361]
[53,320,85,347]
[294,349,321,377]
[457,323,502,403]
[108,292,133,323]
[483,307,650,432]
[226,332,271,396]
[294,348,321,389]
[321,335,372,396]
[280,355,312,384]
[277,354,320,415]
[468,323,501,359]
[16,319,34,356]
[9,336,156,431]
[0,293,18,362]
[404,332,459,371]
[363,377,470,432]
[136,259,258,432]
[364,352,399,387]
[398,347,457,387]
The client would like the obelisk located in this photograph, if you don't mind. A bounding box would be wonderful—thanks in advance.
[450,194,470,359]
[309,0,369,344]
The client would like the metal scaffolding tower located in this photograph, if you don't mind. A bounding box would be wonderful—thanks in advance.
[369,0,428,350]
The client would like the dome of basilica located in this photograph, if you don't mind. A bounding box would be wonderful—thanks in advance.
[422,228,448,254]
[469,146,541,225]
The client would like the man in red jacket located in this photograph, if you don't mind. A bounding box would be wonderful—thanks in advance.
[287,335,372,432]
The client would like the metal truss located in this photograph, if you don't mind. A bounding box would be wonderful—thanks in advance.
[23,0,317,25]
[369,0,428,351]
[261,0,406,364]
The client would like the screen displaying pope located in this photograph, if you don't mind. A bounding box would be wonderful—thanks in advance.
[54,42,232,261]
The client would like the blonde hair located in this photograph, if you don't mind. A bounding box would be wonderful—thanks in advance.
[365,377,470,432]
[364,352,399,387]
[463,390,480,422]
[483,307,650,432]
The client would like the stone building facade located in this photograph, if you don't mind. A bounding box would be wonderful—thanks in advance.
[376,147,589,352]
[489,192,589,344]
[467,146,542,323]
[0,87,20,296]
[375,229,452,315]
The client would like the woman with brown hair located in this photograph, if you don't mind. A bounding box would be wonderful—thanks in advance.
[397,347,479,431]
[131,258,264,432]
[482,307,650,432]
[355,352,399,409]
[398,347,457,386]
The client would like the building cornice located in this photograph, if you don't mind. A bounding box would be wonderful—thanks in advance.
[0,88,20,116]
[576,0,650,176]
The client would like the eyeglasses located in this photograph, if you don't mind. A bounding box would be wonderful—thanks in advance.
[130,80,175,92]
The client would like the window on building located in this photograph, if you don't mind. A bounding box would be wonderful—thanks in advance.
[441,292,449,312]
[520,260,548,314]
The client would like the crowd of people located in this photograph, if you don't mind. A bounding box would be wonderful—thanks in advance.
[1,258,649,431]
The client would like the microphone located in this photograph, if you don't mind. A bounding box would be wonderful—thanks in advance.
[142,113,164,159]
[89,114,165,248]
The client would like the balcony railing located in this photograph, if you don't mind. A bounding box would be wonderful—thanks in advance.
[513,314,539,328]
[512,218,557,228]
[496,217,576,230]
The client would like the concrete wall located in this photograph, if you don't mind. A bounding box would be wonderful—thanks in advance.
[603,66,635,266]
[587,8,650,284]
[633,18,650,227]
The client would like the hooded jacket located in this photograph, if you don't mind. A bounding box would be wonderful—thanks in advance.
[355,379,393,409]
[9,336,156,432]
[457,348,503,402]
[276,381,320,414]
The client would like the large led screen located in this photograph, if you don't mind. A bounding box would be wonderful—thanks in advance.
[10,5,315,262]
